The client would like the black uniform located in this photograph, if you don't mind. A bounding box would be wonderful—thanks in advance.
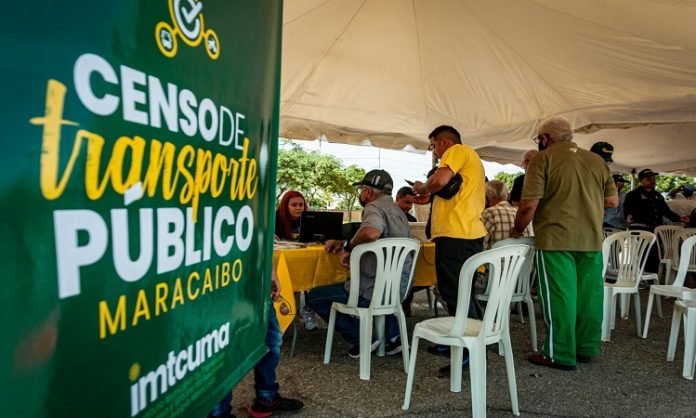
[623,186,681,229]
[623,186,681,273]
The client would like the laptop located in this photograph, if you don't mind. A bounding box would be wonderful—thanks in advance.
[298,211,344,242]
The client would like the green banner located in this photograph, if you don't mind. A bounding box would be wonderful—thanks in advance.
[0,1,282,417]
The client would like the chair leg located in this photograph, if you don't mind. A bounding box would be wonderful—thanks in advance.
[620,293,629,320]
[643,291,655,339]
[656,294,663,318]
[359,313,373,380]
[527,295,538,352]
[633,292,642,337]
[402,335,420,411]
[518,301,525,324]
[668,308,682,362]
[290,317,299,357]
[502,330,520,416]
[610,293,618,330]
[450,346,464,393]
[375,315,386,357]
[469,344,487,418]
[426,287,433,315]
[683,311,696,379]
[602,289,613,342]
[396,309,410,373]
[323,306,337,364]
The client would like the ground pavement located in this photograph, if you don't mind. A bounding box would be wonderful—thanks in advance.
[231,291,696,417]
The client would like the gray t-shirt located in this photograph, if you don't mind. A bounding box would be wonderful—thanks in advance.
[351,194,413,301]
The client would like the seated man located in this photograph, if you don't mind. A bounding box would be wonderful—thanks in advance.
[482,180,531,250]
[395,186,418,222]
[307,169,412,357]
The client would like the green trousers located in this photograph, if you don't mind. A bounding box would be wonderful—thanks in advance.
[535,250,604,366]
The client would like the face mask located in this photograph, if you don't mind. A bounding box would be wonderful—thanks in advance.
[537,140,547,152]
[359,196,367,207]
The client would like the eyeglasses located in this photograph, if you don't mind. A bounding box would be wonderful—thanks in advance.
[533,134,544,144]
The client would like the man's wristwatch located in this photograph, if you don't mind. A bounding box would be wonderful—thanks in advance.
[343,239,352,252]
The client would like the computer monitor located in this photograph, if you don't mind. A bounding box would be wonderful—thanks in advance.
[298,211,344,242]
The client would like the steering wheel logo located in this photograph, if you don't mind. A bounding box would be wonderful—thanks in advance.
[155,0,220,60]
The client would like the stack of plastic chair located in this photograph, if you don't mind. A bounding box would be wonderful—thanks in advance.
[601,230,656,342]
[323,238,420,380]
[667,300,696,379]
[477,237,537,352]
[643,234,696,339]
[402,244,529,417]
[603,226,623,239]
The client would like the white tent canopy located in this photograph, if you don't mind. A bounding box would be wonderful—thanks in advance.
[281,0,696,175]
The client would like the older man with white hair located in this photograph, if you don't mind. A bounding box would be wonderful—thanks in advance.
[509,149,539,206]
[482,180,531,250]
[511,116,618,371]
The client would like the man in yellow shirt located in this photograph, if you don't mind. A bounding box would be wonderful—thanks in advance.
[413,124,487,324]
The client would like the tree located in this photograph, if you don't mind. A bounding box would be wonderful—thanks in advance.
[653,175,696,195]
[276,141,365,211]
[494,172,523,191]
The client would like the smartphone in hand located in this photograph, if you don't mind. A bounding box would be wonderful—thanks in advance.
[404,179,415,186]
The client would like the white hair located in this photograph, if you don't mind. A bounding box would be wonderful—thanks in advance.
[538,116,573,143]
[485,180,509,200]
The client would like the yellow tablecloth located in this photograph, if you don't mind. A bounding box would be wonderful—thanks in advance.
[273,243,436,332]
[274,243,436,292]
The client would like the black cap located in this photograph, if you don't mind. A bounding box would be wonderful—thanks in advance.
[352,169,394,194]
[590,141,614,162]
[612,173,627,183]
[638,168,659,180]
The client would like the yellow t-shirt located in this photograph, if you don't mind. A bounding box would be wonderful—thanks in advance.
[431,144,487,240]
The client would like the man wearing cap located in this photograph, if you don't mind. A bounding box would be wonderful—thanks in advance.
[590,141,614,164]
[511,116,618,371]
[395,186,418,222]
[623,169,690,273]
[307,169,412,358]
[603,174,628,229]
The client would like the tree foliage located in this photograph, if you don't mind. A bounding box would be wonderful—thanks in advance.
[276,141,365,210]
[494,172,523,191]
[652,175,696,195]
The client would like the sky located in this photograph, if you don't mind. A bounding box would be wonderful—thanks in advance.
[289,139,523,194]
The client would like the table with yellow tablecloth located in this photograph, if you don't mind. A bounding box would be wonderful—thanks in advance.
[273,243,436,332]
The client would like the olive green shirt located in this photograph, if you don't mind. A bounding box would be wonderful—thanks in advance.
[522,141,617,251]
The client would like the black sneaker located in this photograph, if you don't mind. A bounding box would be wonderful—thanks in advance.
[385,337,402,356]
[347,340,380,358]
[427,344,450,357]
[247,395,303,417]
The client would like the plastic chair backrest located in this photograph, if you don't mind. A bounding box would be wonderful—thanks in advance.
[491,237,535,298]
[603,227,622,239]
[671,235,696,287]
[672,229,696,275]
[602,230,656,287]
[347,238,421,312]
[655,225,683,262]
[449,244,528,339]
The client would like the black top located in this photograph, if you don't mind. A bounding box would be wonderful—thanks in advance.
[509,174,525,203]
[405,212,417,222]
[623,186,681,228]
[275,217,301,240]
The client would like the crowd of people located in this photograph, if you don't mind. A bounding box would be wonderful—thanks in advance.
[213,118,694,416]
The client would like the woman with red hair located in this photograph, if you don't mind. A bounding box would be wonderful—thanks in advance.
[274,190,319,330]
[274,190,307,240]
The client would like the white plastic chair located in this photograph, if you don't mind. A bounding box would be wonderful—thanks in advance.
[666,228,696,284]
[603,226,623,239]
[403,244,529,417]
[477,237,537,352]
[643,235,696,338]
[654,225,683,284]
[601,230,656,342]
[667,300,696,379]
[323,238,420,380]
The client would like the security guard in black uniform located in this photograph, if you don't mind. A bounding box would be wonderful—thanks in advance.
[623,168,690,272]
